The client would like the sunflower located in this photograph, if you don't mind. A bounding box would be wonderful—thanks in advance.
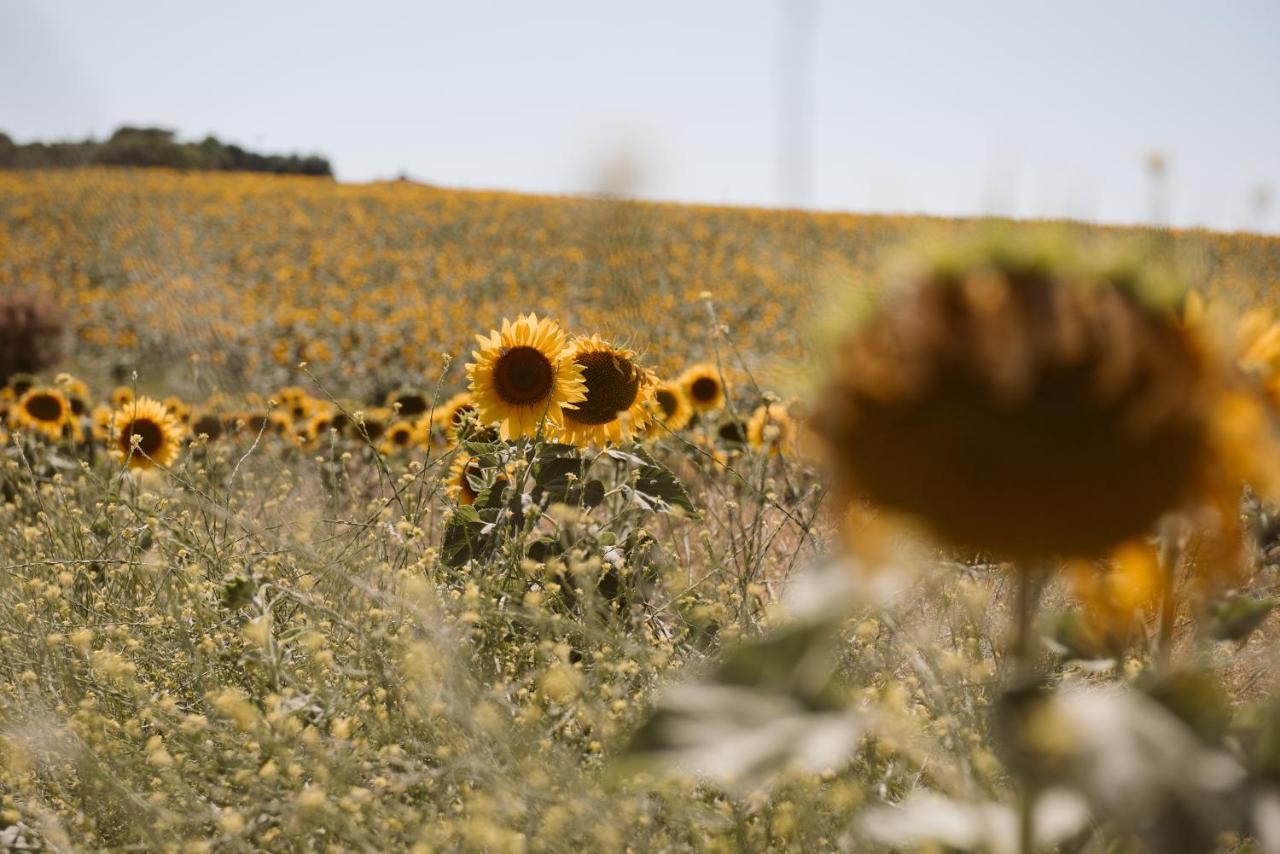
[467,314,586,440]
[354,407,392,442]
[164,396,194,428]
[191,411,225,441]
[385,388,430,418]
[110,386,135,409]
[679,363,726,412]
[716,418,748,450]
[447,454,483,505]
[59,376,91,417]
[90,404,114,441]
[556,336,655,446]
[110,396,182,470]
[378,419,420,454]
[648,380,693,433]
[813,235,1215,561]
[436,391,494,445]
[747,403,797,456]
[11,387,71,441]
[305,410,342,444]
[284,394,320,426]
[6,373,37,397]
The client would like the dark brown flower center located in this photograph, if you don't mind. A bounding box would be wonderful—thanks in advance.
[451,403,476,428]
[391,425,412,445]
[493,346,555,406]
[123,417,164,457]
[718,420,747,444]
[690,376,720,403]
[568,350,640,426]
[655,388,679,418]
[193,414,223,440]
[24,393,64,423]
[393,393,428,416]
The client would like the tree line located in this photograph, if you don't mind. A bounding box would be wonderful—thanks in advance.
[0,127,333,176]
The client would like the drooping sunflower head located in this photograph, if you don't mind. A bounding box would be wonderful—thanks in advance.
[12,387,71,441]
[466,314,586,440]
[556,336,655,446]
[647,380,693,434]
[447,454,484,505]
[747,403,797,456]
[436,391,496,445]
[812,234,1216,561]
[679,363,726,412]
[110,396,182,470]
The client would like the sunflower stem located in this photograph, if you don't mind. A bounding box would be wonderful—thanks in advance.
[1010,564,1046,854]
[1156,523,1182,670]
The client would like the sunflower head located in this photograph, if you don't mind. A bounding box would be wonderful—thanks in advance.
[647,380,693,433]
[110,386,135,410]
[6,373,37,397]
[679,363,726,412]
[812,236,1215,560]
[557,336,655,446]
[447,454,484,505]
[437,391,497,445]
[379,419,420,454]
[466,314,586,440]
[385,388,430,418]
[12,387,71,441]
[747,403,797,456]
[57,376,91,417]
[110,396,182,470]
[191,411,225,441]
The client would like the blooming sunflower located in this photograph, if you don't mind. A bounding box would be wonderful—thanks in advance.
[12,387,71,441]
[466,314,585,440]
[110,396,182,470]
[5,373,37,397]
[379,420,419,454]
[191,411,225,441]
[385,388,430,418]
[648,380,693,433]
[556,336,654,446]
[110,385,135,409]
[747,403,797,456]
[59,376,91,417]
[679,363,726,412]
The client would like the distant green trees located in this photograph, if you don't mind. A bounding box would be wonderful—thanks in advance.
[0,127,332,176]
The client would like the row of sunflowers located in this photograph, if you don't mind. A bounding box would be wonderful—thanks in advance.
[1,318,797,474]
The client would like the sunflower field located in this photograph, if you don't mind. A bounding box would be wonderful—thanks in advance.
[4,167,1280,852]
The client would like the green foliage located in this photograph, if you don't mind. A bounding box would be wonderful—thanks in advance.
[0,126,333,176]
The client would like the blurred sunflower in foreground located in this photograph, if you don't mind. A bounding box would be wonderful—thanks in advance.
[467,314,586,440]
[812,234,1273,575]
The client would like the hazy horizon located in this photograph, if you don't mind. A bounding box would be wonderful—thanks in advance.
[5,0,1279,234]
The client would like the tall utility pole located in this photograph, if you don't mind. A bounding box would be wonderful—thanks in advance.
[777,0,816,209]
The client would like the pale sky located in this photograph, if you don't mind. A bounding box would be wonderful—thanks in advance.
[4,1,1279,233]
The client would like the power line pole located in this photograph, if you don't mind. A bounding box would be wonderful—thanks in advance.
[777,0,816,209]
